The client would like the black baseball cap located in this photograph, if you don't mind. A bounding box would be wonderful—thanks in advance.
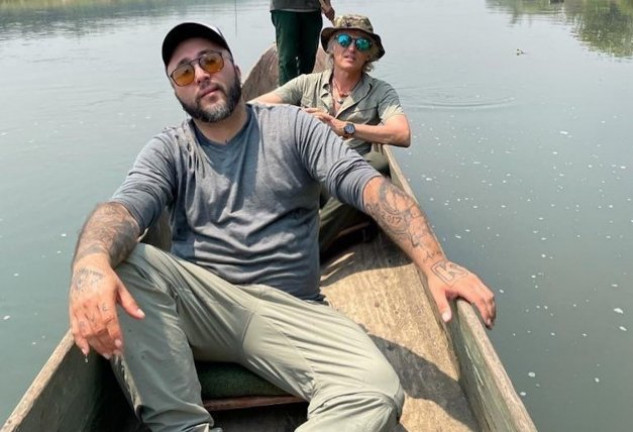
[161,22,231,67]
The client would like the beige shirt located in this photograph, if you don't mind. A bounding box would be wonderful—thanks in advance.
[273,69,405,154]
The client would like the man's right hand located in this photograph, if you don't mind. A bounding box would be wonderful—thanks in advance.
[322,5,335,22]
[69,256,145,359]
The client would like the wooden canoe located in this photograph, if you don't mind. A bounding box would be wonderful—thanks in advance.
[1,45,537,432]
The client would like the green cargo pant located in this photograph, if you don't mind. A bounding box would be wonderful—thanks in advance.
[112,243,404,432]
[319,149,391,252]
[271,10,323,85]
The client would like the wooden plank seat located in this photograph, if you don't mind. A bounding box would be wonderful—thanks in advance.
[196,362,304,411]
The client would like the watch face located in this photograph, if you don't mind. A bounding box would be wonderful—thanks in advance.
[344,123,355,135]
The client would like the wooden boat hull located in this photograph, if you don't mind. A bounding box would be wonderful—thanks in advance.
[2,45,536,432]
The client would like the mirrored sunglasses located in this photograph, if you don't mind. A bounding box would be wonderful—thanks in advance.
[334,33,373,52]
[170,51,225,86]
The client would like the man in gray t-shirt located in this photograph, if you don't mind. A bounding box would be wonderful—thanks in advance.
[68,22,496,432]
[111,102,374,300]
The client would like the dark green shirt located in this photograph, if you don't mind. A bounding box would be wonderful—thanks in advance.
[270,0,321,11]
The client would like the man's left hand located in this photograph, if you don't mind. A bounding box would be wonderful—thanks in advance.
[426,259,496,328]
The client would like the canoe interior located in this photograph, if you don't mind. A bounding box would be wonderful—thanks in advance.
[1,45,536,432]
[385,147,536,431]
[2,224,534,431]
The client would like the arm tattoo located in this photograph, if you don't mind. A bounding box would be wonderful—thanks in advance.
[72,202,140,267]
[365,180,443,264]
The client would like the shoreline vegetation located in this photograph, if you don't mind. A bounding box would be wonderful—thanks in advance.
[0,0,168,6]
[1,0,631,58]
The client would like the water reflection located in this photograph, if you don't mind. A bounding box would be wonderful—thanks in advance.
[0,0,240,38]
[3,0,630,58]
[1,1,632,430]
[488,0,633,58]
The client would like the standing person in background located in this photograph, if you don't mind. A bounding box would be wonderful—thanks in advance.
[271,0,335,85]
[255,14,411,255]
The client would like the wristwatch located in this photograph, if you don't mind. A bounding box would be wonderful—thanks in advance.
[343,122,356,138]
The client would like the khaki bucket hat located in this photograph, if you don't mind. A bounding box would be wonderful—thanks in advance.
[320,14,385,60]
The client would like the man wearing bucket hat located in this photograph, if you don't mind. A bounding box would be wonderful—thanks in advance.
[68,20,495,432]
[255,14,411,255]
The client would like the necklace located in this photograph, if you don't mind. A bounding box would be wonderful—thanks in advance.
[332,80,351,105]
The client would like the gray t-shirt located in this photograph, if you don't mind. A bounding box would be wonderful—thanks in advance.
[112,104,379,300]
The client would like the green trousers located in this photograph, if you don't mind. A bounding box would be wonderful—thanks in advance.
[112,243,404,432]
[319,149,391,252]
[271,10,323,85]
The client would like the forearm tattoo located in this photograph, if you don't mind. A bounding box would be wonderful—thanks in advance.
[365,180,443,264]
[72,202,139,267]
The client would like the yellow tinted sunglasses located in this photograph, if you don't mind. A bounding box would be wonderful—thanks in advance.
[169,51,225,86]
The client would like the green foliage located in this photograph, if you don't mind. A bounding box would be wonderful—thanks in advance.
[487,0,633,58]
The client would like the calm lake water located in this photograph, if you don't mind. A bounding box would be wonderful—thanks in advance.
[1,0,632,430]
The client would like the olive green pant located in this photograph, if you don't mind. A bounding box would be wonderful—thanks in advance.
[112,244,403,432]
[319,149,391,252]
[271,10,323,85]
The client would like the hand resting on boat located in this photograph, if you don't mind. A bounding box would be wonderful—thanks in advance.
[362,176,496,329]
[68,202,146,359]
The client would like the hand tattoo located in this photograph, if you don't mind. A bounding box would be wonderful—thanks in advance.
[71,268,104,293]
[431,261,468,285]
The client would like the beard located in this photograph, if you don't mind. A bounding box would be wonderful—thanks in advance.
[177,71,242,123]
